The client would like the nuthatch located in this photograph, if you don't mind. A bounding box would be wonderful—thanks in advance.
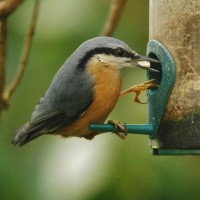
[12,36,158,146]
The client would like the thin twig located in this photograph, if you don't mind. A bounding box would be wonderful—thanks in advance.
[3,0,40,103]
[0,0,23,18]
[101,0,127,36]
[0,19,7,109]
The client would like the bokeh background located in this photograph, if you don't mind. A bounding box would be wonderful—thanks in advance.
[1,0,200,200]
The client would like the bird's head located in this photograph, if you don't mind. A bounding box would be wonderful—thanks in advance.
[74,36,159,72]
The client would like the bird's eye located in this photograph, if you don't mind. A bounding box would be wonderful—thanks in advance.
[115,48,125,57]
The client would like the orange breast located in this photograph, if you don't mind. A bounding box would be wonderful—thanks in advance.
[60,59,122,138]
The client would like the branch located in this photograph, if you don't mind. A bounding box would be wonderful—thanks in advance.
[0,0,23,18]
[101,0,127,36]
[0,19,7,109]
[3,0,40,104]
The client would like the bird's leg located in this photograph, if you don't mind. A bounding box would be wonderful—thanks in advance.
[120,79,159,104]
[107,120,128,139]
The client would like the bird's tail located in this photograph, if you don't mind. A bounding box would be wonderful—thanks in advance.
[12,122,42,146]
[12,123,31,146]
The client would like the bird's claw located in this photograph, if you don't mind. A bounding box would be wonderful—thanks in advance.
[120,79,159,104]
[107,120,128,140]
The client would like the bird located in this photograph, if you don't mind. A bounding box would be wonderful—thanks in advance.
[12,36,159,146]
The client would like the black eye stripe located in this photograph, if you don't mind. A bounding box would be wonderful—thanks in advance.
[77,47,138,70]
[115,48,126,57]
[92,47,136,58]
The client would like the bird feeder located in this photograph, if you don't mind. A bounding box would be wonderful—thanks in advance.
[148,0,200,155]
[90,0,200,155]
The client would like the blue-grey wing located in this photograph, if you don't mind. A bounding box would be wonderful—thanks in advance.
[13,63,94,145]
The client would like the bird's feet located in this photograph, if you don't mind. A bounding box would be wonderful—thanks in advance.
[120,79,159,104]
[107,120,128,140]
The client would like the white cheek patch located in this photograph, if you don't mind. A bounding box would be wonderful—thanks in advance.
[95,54,116,64]
[94,54,131,68]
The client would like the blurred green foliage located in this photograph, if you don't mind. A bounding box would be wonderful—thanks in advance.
[1,0,200,200]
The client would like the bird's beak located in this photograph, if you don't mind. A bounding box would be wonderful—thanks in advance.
[133,55,160,72]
